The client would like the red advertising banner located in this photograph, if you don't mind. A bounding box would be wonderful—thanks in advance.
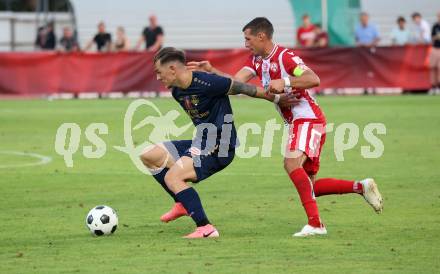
[0,45,431,96]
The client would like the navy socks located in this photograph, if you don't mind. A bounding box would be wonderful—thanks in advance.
[175,187,210,227]
[152,168,177,202]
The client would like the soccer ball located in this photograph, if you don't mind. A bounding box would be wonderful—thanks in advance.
[85,205,118,236]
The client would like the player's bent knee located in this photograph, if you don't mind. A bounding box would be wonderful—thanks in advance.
[139,149,155,168]
[283,155,306,173]
[140,145,167,169]
[284,159,300,173]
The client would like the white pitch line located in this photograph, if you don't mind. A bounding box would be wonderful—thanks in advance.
[0,151,52,169]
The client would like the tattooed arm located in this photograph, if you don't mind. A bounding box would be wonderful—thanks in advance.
[227,80,268,99]
[227,79,300,107]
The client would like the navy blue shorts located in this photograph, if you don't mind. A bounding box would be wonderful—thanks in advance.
[163,140,235,183]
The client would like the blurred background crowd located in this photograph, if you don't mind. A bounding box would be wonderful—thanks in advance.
[0,0,439,95]
[32,11,439,52]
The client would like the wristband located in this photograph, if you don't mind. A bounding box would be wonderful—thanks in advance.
[273,94,281,104]
[283,77,291,87]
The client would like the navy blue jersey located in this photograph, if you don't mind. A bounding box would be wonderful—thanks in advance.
[171,71,236,153]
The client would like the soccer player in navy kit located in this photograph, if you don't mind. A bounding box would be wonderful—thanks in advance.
[140,47,295,238]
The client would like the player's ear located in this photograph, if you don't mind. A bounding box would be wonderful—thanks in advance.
[168,64,177,74]
[257,32,265,41]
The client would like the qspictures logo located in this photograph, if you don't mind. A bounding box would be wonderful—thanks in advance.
[54,99,386,175]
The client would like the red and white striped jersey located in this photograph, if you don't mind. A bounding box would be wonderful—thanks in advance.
[242,45,325,124]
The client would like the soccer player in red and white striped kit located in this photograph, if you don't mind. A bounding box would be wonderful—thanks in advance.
[187,17,383,237]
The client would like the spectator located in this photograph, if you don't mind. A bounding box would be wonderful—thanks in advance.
[411,12,431,44]
[391,16,411,45]
[355,12,380,47]
[135,14,164,51]
[59,26,79,52]
[313,23,329,47]
[429,11,440,94]
[35,21,56,50]
[114,26,130,51]
[84,21,112,52]
[296,14,316,47]
[35,26,46,49]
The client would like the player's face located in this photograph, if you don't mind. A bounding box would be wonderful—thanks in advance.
[243,29,264,56]
[154,61,176,88]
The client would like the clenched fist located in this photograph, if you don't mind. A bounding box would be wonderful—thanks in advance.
[267,79,286,94]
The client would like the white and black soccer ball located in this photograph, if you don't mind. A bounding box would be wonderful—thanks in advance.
[85,205,118,236]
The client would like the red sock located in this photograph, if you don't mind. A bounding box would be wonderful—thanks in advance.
[314,178,363,197]
[289,168,321,227]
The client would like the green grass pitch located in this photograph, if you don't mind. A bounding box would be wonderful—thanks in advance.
[0,96,439,273]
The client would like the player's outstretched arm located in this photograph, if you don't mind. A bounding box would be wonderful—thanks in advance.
[227,80,300,108]
[186,61,227,75]
[187,61,254,82]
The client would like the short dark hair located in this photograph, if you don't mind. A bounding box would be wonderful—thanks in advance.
[412,12,421,18]
[153,47,186,65]
[397,16,406,23]
[242,17,274,38]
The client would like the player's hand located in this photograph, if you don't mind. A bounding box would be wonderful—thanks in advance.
[278,93,301,108]
[267,79,285,94]
[186,61,213,72]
